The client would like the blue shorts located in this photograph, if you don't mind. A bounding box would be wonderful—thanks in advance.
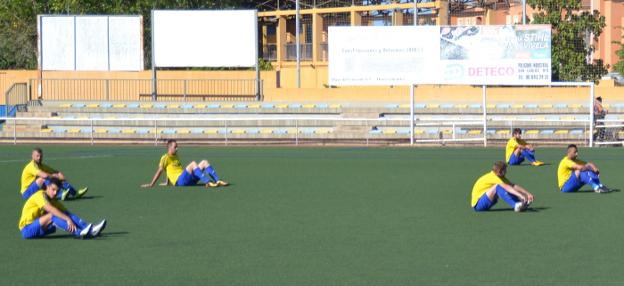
[473,187,501,211]
[21,219,56,239]
[508,152,524,165]
[561,173,582,193]
[175,170,199,186]
[22,179,45,200]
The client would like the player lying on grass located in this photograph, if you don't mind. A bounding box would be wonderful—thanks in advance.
[18,177,106,239]
[141,139,229,188]
[471,161,534,212]
[557,144,612,193]
[505,128,544,166]
[20,147,88,201]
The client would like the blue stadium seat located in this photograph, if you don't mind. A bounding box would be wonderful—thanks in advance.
[440,103,454,109]
[524,103,538,109]
[554,103,568,109]
[136,128,151,135]
[369,129,382,135]
[207,104,220,109]
[189,128,204,134]
[79,128,92,133]
[161,129,176,135]
[127,103,140,109]
[469,104,482,109]
[234,104,247,109]
[154,103,166,109]
[414,103,426,109]
[570,129,584,135]
[100,103,113,109]
[288,103,302,109]
[181,104,194,109]
[261,103,275,109]
[246,128,260,135]
[273,129,288,135]
[496,104,511,109]
[396,127,410,135]
[316,103,329,109]
[540,130,554,135]
[72,103,86,108]
[107,128,121,134]
[385,104,399,109]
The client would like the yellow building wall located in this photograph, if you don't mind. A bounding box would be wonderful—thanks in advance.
[3,69,624,104]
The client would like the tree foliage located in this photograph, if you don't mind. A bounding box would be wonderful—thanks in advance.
[0,0,259,69]
[528,0,608,82]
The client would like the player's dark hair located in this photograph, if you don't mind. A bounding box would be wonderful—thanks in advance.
[492,161,507,172]
[46,177,62,189]
[33,147,42,154]
[567,144,577,151]
[166,139,177,146]
[596,96,602,102]
[512,128,522,135]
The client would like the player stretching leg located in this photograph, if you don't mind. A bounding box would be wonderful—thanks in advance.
[505,128,544,166]
[18,177,106,239]
[471,161,534,212]
[141,139,229,188]
[557,144,611,193]
[20,147,88,201]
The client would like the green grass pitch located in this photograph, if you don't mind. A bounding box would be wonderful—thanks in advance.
[1,145,623,285]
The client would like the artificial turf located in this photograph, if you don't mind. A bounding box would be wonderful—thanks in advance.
[0,145,623,285]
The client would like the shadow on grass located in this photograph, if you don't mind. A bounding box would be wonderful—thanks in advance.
[44,231,129,240]
[72,195,104,200]
[563,189,621,194]
[487,207,549,213]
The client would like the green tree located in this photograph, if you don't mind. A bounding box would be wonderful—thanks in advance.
[528,0,608,82]
[612,31,624,76]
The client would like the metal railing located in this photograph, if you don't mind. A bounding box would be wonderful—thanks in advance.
[4,83,29,117]
[29,78,263,102]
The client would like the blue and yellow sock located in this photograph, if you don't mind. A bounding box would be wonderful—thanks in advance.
[205,165,221,182]
[193,167,212,184]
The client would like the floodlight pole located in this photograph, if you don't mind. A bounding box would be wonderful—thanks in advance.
[151,10,157,101]
[410,84,415,145]
[589,82,595,147]
[522,0,526,24]
[410,1,418,146]
[413,0,418,25]
[296,0,301,88]
[254,11,261,100]
[482,85,487,147]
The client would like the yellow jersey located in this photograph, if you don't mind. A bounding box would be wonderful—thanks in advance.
[471,171,510,207]
[20,161,56,194]
[18,190,65,230]
[557,156,586,189]
[505,137,527,162]
[159,153,184,185]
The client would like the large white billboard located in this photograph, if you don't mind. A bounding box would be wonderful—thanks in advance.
[39,15,144,71]
[152,10,257,68]
[329,25,552,86]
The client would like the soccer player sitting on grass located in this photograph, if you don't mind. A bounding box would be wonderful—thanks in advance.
[557,144,611,193]
[141,139,229,188]
[471,161,534,212]
[18,177,106,239]
[20,147,88,201]
[505,128,544,166]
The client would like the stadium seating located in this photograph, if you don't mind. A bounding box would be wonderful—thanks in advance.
[2,100,622,144]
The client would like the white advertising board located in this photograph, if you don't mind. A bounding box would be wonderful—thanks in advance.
[152,10,257,68]
[329,25,552,86]
[39,15,143,71]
